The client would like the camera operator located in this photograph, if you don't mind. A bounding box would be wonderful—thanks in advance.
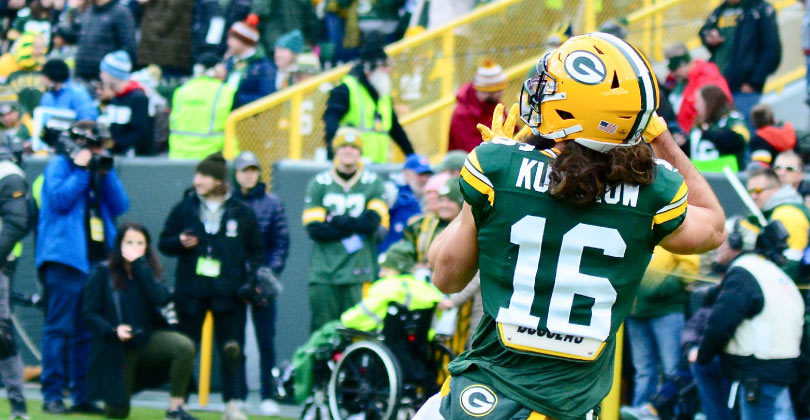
[696,219,805,420]
[35,120,129,415]
[0,134,33,419]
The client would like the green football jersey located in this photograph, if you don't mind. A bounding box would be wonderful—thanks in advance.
[448,139,687,420]
[302,168,389,285]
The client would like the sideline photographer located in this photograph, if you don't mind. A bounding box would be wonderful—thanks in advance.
[35,120,129,415]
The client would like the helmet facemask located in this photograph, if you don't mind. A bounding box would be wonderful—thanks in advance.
[519,53,556,131]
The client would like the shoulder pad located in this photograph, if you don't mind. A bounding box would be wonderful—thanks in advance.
[654,158,678,174]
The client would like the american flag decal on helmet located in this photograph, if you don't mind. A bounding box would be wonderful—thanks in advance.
[598,120,618,135]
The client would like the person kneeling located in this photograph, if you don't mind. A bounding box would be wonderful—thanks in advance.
[83,223,197,419]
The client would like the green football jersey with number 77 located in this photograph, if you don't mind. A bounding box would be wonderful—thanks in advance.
[449,138,687,420]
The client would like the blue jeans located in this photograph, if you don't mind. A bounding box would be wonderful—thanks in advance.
[324,12,359,65]
[690,357,733,420]
[40,263,93,405]
[732,90,761,133]
[739,382,796,420]
[626,313,685,406]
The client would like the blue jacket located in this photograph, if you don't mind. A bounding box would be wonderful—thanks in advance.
[378,183,421,253]
[36,155,129,273]
[233,182,289,273]
[226,50,276,109]
[39,82,99,121]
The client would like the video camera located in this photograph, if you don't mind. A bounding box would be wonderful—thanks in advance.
[41,119,114,172]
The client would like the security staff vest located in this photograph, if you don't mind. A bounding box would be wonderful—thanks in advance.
[169,76,236,160]
[339,75,393,163]
[726,254,804,360]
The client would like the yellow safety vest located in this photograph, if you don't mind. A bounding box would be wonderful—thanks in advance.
[168,76,236,160]
[339,75,393,163]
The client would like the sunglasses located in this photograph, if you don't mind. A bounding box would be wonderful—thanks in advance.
[773,165,800,172]
[747,185,777,195]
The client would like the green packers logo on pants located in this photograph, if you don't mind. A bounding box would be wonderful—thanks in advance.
[460,385,497,416]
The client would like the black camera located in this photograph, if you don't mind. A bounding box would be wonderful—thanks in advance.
[41,120,114,172]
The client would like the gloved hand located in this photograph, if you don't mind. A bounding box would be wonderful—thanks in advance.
[476,103,533,142]
[642,111,668,143]
[160,301,179,327]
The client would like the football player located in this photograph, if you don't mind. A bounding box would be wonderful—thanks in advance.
[416,33,726,420]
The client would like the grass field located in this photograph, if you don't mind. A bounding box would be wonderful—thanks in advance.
[0,404,295,419]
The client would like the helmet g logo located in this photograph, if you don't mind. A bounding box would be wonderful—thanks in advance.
[564,51,606,85]
[460,385,497,416]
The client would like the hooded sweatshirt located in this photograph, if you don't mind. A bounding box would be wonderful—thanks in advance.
[749,122,796,165]
[106,80,153,155]
[448,82,503,153]
[762,185,810,258]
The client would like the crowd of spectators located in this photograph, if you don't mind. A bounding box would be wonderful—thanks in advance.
[0,0,807,419]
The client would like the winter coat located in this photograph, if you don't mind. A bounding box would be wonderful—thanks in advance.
[761,185,810,258]
[0,161,30,263]
[105,80,153,156]
[158,189,263,314]
[39,82,99,121]
[323,64,414,159]
[700,0,781,92]
[232,182,289,273]
[83,259,173,407]
[749,122,796,164]
[448,82,504,153]
[74,0,137,81]
[137,0,193,72]
[35,155,129,273]
[676,60,732,133]
[226,49,276,110]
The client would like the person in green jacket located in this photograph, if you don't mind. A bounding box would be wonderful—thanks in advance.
[168,53,236,160]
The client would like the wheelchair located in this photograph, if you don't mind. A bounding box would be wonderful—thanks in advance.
[302,302,454,420]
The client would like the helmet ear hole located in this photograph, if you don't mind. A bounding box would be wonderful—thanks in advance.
[556,109,575,120]
[610,71,620,89]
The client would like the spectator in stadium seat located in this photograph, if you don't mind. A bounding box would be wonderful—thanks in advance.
[0,95,33,148]
[158,152,263,420]
[231,151,289,415]
[168,53,235,160]
[136,0,193,77]
[448,59,508,153]
[663,42,732,134]
[772,150,810,206]
[39,58,98,121]
[224,14,276,110]
[7,0,56,46]
[687,84,748,172]
[251,0,317,65]
[699,0,781,128]
[0,32,47,115]
[97,51,153,156]
[323,40,414,162]
[378,153,431,253]
[273,29,304,91]
[83,222,197,420]
[748,103,796,167]
[36,121,129,414]
[74,0,136,82]
[302,128,389,332]
[291,52,320,85]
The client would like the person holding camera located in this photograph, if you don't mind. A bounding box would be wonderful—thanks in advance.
[158,152,263,420]
[696,219,804,420]
[35,121,129,415]
[231,151,289,415]
[83,222,197,420]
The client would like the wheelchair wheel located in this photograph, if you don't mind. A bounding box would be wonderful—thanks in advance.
[328,341,402,420]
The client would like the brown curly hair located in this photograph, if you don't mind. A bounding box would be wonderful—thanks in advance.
[527,136,656,206]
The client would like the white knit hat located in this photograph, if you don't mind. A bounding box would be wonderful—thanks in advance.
[473,59,507,92]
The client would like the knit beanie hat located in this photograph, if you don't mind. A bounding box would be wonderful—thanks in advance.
[13,32,44,70]
[333,127,364,151]
[100,50,132,81]
[359,39,388,71]
[196,152,227,181]
[435,150,467,174]
[438,177,463,207]
[42,58,69,83]
[379,241,416,273]
[229,14,260,47]
[295,52,321,75]
[664,43,691,71]
[473,59,507,92]
[275,30,304,54]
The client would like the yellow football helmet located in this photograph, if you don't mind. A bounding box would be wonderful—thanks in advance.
[520,33,660,152]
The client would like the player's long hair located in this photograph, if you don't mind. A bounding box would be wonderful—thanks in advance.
[528,135,656,206]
